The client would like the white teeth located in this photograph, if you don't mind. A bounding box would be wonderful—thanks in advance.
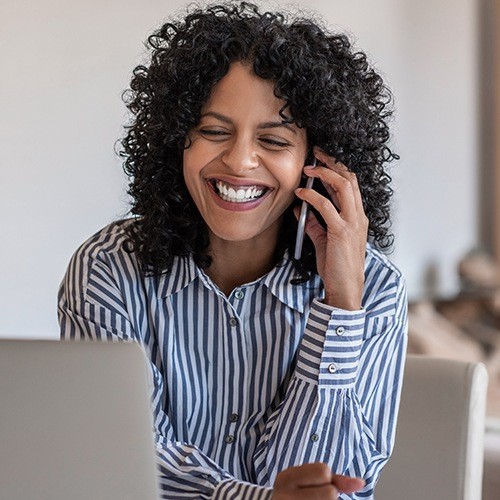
[214,180,266,203]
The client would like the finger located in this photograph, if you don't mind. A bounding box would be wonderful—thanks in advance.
[303,166,358,221]
[318,178,340,212]
[331,474,366,494]
[313,148,364,210]
[293,206,327,256]
[301,208,327,252]
[313,146,348,174]
[295,484,338,499]
[275,463,332,489]
[295,182,344,229]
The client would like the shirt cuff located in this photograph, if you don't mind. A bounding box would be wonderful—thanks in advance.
[295,298,365,387]
[213,478,273,499]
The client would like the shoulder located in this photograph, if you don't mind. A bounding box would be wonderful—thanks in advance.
[363,243,406,317]
[365,243,403,281]
[71,219,135,262]
[60,219,140,302]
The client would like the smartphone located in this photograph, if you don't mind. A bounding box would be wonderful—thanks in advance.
[294,157,318,260]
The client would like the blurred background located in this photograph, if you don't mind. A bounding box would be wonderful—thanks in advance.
[1,0,500,496]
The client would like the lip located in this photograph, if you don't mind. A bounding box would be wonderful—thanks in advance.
[206,179,272,212]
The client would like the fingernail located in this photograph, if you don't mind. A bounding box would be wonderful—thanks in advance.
[295,188,302,194]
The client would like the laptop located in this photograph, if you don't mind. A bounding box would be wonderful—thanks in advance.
[0,340,160,500]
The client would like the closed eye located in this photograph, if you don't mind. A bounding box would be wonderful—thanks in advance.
[259,138,291,148]
[198,129,291,148]
[198,129,230,139]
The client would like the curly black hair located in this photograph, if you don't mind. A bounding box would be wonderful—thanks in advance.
[121,1,398,280]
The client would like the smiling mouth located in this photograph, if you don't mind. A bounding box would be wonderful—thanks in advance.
[208,179,270,203]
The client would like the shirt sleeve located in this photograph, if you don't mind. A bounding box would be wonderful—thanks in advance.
[58,246,273,500]
[253,270,408,499]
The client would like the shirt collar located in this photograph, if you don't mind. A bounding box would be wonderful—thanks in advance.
[157,253,321,313]
[157,256,201,298]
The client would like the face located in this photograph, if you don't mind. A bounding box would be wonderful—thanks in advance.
[183,62,308,247]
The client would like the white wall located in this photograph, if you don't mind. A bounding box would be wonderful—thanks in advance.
[0,0,479,338]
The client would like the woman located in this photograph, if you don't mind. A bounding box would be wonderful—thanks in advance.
[59,3,407,499]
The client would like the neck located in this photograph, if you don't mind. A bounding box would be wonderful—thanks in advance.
[204,232,281,296]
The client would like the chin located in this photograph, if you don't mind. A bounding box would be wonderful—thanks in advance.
[210,228,262,243]
[207,218,275,243]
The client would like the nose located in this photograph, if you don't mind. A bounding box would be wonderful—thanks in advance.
[221,136,259,173]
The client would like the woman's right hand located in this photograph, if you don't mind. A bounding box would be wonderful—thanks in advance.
[273,463,365,499]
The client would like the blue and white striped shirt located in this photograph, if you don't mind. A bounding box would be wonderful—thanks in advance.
[58,219,407,499]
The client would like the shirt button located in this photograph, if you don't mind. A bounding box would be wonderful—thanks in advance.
[229,317,238,327]
[225,435,235,444]
[234,290,244,299]
[229,413,239,422]
[328,363,337,374]
[310,434,319,442]
[335,326,346,336]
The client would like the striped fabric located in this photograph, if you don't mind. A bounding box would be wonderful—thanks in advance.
[58,219,408,499]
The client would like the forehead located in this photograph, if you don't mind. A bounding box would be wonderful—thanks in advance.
[202,62,287,119]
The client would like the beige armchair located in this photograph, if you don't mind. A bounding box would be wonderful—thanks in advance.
[376,355,488,500]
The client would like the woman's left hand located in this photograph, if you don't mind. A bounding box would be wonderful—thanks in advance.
[294,147,368,310]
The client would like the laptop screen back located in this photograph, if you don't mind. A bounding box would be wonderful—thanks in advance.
[0,340,159,500]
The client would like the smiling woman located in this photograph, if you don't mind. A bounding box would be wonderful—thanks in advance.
[58,2,408,499]
[120,2,397,283]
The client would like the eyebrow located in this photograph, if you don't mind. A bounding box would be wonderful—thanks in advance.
[200,111,297,135]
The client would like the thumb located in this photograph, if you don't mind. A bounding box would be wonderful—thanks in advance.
[331,475,365,494]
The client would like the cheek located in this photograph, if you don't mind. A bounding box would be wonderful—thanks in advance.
[281,138,308,190]
[182,144,201,177]
[279,159,304,191]
[182,151,199,200]
[182,137,217,182]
